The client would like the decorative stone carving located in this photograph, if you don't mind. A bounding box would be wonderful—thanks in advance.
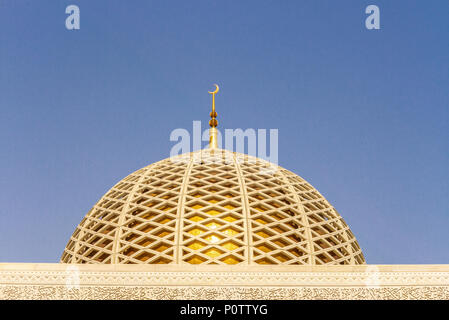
[1,264,448,300]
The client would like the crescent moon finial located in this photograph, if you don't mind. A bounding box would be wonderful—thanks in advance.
[208,84,219,94]
[208,84,219,149]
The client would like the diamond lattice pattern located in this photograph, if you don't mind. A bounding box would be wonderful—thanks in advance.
[61,149,365,265]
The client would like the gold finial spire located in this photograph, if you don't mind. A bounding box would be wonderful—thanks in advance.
[208,84,219,149]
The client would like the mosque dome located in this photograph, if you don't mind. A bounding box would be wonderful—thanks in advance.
[61,148,365,265]
[61,84,364,265]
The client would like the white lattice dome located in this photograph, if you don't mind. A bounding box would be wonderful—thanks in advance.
[61,149,365,265]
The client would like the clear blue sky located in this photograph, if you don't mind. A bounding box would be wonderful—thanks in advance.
[0,1,447,264]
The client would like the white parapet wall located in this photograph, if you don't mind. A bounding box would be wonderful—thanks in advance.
[1,263,449,300]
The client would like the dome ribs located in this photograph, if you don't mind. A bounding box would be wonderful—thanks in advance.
[61,149,365,266]
[179,150,246,265]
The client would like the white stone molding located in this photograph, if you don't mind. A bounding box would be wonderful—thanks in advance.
[1,264,448,300]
